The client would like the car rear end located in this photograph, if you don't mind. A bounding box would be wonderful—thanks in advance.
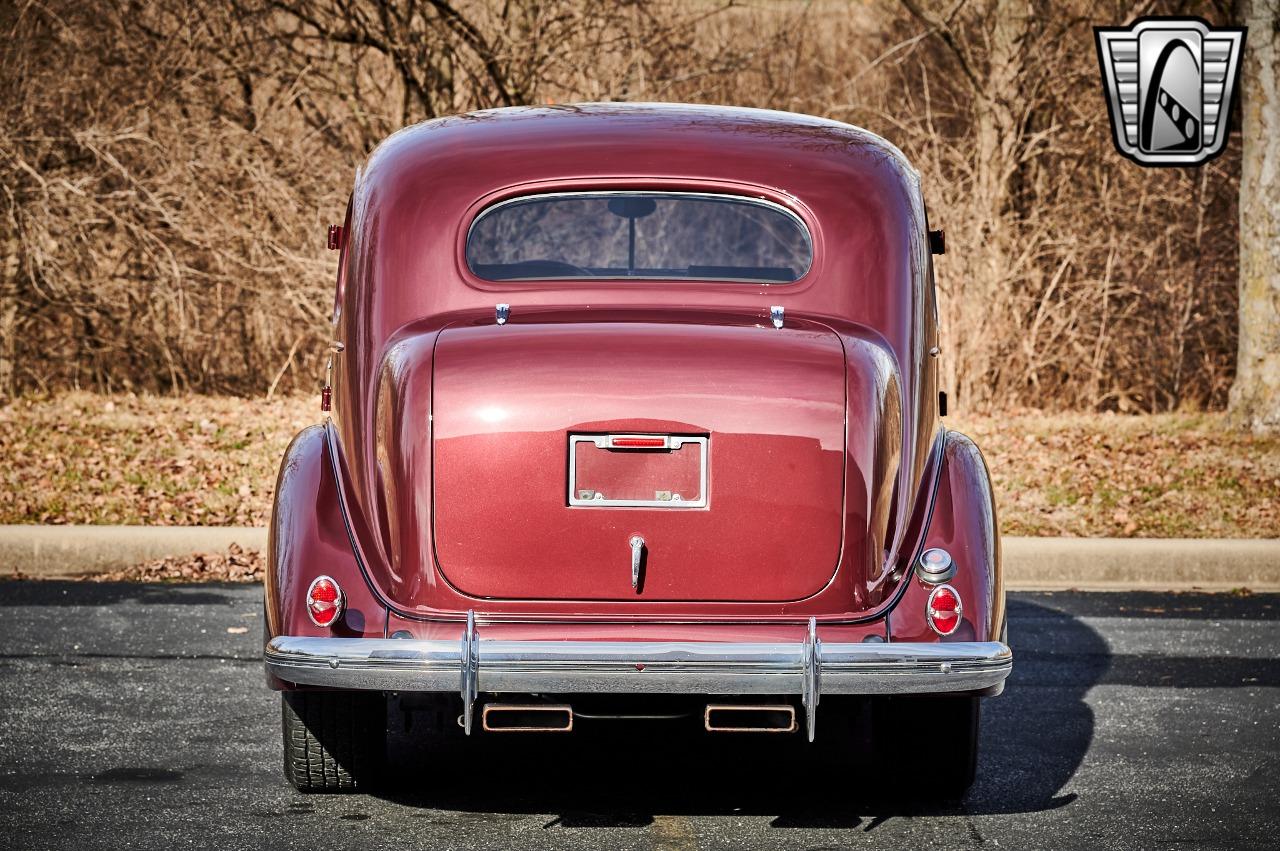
[265,339,1010,795]
[263,109,1010,798]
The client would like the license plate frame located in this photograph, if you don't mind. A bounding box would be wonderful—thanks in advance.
[568,434,708,508]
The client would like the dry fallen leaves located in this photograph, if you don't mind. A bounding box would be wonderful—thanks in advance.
[0,392,315,527]
[952,411,1280,538]
[91,544,265,583]
[2,394,1279,540]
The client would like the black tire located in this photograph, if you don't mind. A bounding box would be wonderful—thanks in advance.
[281,690,387,793]
[875,695,981,801]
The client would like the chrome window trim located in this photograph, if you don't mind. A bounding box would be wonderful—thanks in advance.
[466,190,813,283]
[567,433,709,508]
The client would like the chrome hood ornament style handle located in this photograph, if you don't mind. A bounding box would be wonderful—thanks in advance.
[629,536,645,591]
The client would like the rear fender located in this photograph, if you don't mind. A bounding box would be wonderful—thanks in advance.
[889,430,1003,644]
[265,424,388,688]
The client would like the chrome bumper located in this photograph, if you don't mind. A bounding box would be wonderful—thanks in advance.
[265,615,1012,740]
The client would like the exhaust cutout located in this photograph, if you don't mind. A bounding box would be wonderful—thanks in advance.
[481,703,573,733]
[704,704,797,733]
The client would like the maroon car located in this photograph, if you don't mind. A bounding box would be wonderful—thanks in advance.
[263,103,1011,797]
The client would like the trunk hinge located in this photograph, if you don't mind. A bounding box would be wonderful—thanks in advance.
[770,305,785,329]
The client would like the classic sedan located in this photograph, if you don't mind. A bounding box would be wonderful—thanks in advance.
[263,102,1011,798]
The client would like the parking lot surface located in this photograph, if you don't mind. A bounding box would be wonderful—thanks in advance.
[0,582,1276,849]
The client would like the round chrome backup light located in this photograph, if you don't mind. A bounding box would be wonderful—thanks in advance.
[305,575,345,628]
[916,547,956,583]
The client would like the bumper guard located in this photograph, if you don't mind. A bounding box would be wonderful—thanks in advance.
[265,613,1012,740]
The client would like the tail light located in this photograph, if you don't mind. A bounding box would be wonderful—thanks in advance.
[306,576,344,628]
[926,584,962,636]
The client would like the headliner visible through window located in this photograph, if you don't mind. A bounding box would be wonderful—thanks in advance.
[466,192,813,284]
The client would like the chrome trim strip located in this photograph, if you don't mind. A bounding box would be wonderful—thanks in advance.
[266,635,1012,706]
[466,190,814,285]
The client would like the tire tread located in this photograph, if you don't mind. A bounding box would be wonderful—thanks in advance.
[281,691,384,793]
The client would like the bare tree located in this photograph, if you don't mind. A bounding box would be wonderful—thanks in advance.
[0,0,1245,411]
[1228,0,1280,433]
[0,0,740,396]
[897,0,1033,407]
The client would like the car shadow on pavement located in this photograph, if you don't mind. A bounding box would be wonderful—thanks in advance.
[375,596,1106,825]
[0,580,245,607]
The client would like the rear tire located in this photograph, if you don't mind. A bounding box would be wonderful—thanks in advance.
[281,690,387,793]
[875,695,980,801]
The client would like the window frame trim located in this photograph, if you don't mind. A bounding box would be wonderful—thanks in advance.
[464,189,815,285]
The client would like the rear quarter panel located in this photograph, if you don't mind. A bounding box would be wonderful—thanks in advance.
[889,429,1004,643]
[265,424,388,669]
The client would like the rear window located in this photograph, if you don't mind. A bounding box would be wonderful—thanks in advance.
[466,192,812,284]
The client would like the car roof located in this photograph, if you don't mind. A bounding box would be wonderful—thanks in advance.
[341,102,929,368]
[379,102,910,168]
[363,102,917,193]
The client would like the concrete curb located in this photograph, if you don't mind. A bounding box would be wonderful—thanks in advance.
[1,526,1277,590]
[0,526,267,578]
[1002,537,1280,591]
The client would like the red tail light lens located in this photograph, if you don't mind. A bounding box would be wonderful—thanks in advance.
[927,584,962,636]
[306,576,344,627]
[610,436,668,448]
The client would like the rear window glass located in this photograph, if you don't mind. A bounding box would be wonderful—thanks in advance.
[466,192,812,284]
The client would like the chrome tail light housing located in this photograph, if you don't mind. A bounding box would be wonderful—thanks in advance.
[305,576,345,628]
[926,584,963,636]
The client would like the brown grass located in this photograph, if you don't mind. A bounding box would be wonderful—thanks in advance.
[0,392,316,526]
[954,413,1280,538]
[2,393,1277,538]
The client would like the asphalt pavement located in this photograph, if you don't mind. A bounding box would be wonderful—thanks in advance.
[0,582,1276,850]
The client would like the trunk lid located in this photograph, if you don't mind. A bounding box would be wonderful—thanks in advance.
[431,320,846,602]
